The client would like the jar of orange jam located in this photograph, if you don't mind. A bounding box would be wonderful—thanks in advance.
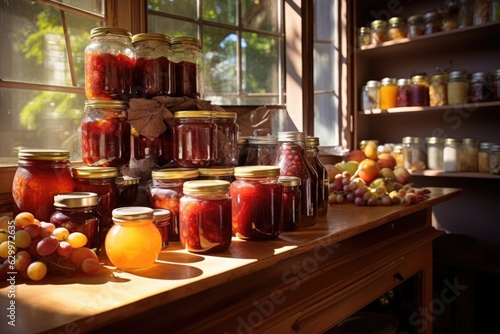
[380,77,398,109]
[105,206,162,270]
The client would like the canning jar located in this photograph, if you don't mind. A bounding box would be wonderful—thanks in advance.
[478,142,492,173]
[459,138,479,172]
[237,136,249,166]
[179,180,232,253]
[153,208,171,249]
[388,17,408,40]
[380,77,398,109]
[245,135,279,165]
[147,168,199,241]
[489,143,500,174]
[50,192,101,251]
[408,15,425,37]
[470,72,492,102]
[115,176,140,206]
[132,33,173,98]
[170,37,204,99]
[441,0,459,31]
[213,111,239,166]
[493,0,500,20]
[392,144,404,167]
[278,176,301,231]
[458,0,474,27]
[430,74,448,106]
[84,27,135,101]
[424,11,442,34]
[425,137,444,170]
[132,127,161,160]
[357,27,372,47]
[396,78,412,107]
[230,166,283,240]
[364,80,381,110]
[197,167,235,182]
[402,136,424,169]
[12,149,74,222]
[443,138,462,172]
[305,136,329,217]
[172,110,217,167]
[493,69,500,101]
[473,0,491,25]
[371,20,388,45]
[447,71,469,105]
[410,74,430,106]
[81,100,131,168]
[105,207,162,270]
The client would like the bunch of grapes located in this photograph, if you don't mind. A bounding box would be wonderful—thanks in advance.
[328,171,431,206]
[0,212,101,281]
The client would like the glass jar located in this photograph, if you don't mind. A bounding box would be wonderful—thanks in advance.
[278,176,301,231]
[170,37,204,99]
[153,208,171,249]
[473,0,491,25]
[447,71,469,105]
[392,144,404,167]
[429,74,448,106]
[402,136,424,169]
[425,137,444,170]
[179,180,232,253]
[213,111,239,166]
[132,33,173,99]
[245,135,279,166]
[423,11,442,34]
[72,166,119,237]
[470,72,492,102]
[132,127,161,160]
[459,138,479,172]
[441,0,459,31]
[230,166,283,240]
[492,0,500,20]
[357,27,372,47]
[12,149,74,222]
[105,206,162,270]
[458,0,474,27]
[408,15,425,37]
[50,192,101,251]
[115,176,140,206]
[493,69,500,101]
[172,110,217,167]
[388,17,408,40]
[489,143,500,174]
[84,27,135,101]
[370,20,388,45]
[396,78,412,107]
[81,100,131,168]
[237,136,249,166]
[443,138,462,172]
[364,80,381,110]
[380,77,397,109]
[197,167,235,182]
[410,75,430,106]
[305,136,329,217]
[147,168,199,241]
[478,142,492,173]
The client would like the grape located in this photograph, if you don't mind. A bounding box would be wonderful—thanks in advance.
[0,216,10,230]
[0,230,8,244]
[40,222,56,238]
[335,194,345,204]
[346,193,355,202]
[56,241,73,258]
[334,174,343,183]
[354,186,368,197]
[354,196,366,206]
[81,258,101,274]
[36,236,59,256]
[15,250,32,271]
[330,181,343,192]
[0,241,11,258]
[380,195,392,206]
[27,238,42,259]
[367,196,378,206]
[27,261,48,281]
[53,227,70,241]
[23,224,41,239]
[328,193,338,205]
[14,230,32,248]
[70,247,98,267]
[14,212,35,227]
[67,232,88,249]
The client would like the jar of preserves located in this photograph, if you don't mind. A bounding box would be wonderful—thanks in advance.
[357,27,372,47]
[459,138,479,172]
[402,136,424,169]
[458,0,474,27]
[213,111,239,166]
[489,143,500,174]
[132,33,173,99]
[410,74,430,106]
[84,27,135,101]
[370,20,388,45]
[388,17,408,40]
[105,206,162,270]
[392,144,404,167]
[172,110,217,167]
[305,136,329,217]
[197,167,235,182]
[424,11,442,34]
[493,69,500,101]
[425,137,444,170]
[237,136,249,166]
[50,192,101,251]
[153,208,171,249]
[447,71,469,105]
[170,37,204,99]
[179,180,232,253]
[478,142,492,173]
[278,176,301,231]
[396,78,412,107]
[473,0,491,25]
[230,166,283,240]
[441,0,459,31]
[245,135,279,165]
[147,168,199,241]
[429,74,448,106]
[364,80,381,110]
[132,127,161,160]
[443,138,462,172]
[115,176,140,206]
[12,149,74,222]
[81,100,131,168]
[470,71,492,102]
[380,77,397,109]
[408,15,425,37]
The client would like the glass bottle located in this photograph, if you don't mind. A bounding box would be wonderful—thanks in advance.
[470,72,492,102]
[423,11,442,34]
[388,17,408,40]
[371,20,388,45]
[357,27,372,47]
[402,136,423,169]
[429,74,448,106]
[81,100,131,168]
[278,176,301,231]
[396,78,412,107]
[245,135,279,166]
[458,0,474,27]
[153,208,171,249]
[170,37,204,99]
[478,142,491,173]
[459,138,479,172]
[380,77,397,109]
[305,136,329,217]
[12,149,74,222]
[410,74,430,106]
[84,27,135,101]
[447,71,469,105]
[408,15,425,37]
[213,111,239,166]
[444,138,462,172]
[179,180,232,253]
[425,137,444,170]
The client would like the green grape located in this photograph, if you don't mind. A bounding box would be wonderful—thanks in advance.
[27,261,47,281]
[0,240,14,258]
[14,230,32,248]
[52,227,70,241]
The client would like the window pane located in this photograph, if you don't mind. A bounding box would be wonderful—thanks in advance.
[54,0,105,16]
[314,43,337,91]
[314,93,339,146]
[147,0,197,19]
[148,16,198,38]
[315,0,336,41]
[203,0,236,25]
[242,0,280,33]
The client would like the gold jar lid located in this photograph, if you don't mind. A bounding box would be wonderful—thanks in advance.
[170,36,201,47]
[248,135,278,145]
[278,176,301,187]
[305,136,321,148]
[173,110,214,118]
[411,74,429,84]
[132,33,170,44]
[402,136,421,144]
[182,180,230,194]
[462,138,479,145]
[72,166,118,178]
[90,27,131,39]
[18,149,70,161]
[444,138,461,145]
[358,27,371,34]
[152,167,200,180]
[115,176,140,186]
[388,17,405,26]
[53,192,99,208]
[197,167,234,177]
[425,137,444,144]
[213,111,237,119]
[234,166,281,178]
[371,20,387,29]
[431,74,448,82]
[278,131,305,142]
[408,15,423,23]
[112,206,154,221]
[85,100,128,109]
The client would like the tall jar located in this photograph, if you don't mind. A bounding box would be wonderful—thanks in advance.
[170,37,204,99]
[213,111,239,166]
[478,142,491,173]
[380,77,397,109]
[81,100,131,168]
[50,192,101,251]
[278,176,301,231]
[396,78,412,107]
[489,143,500,174]
[230,166,283,240]
[105,207,162,270]
[245,135,279,166]
[305,136,329,217]
[388,17,408,40]
[147,168,199,241]
[443,138,462,172]
[370,20,388,44]
[12,149,74,222]
[470,72,492,102]
[410,74,430,106]
[364,80,381,110]
[423,11,442,34]
[447,71,469,105]
[132,33,173,99]
[425,137,444,170]
[493,69,500,101]
[402,136,424,169]
[408,15,425,37]
[84,27,135,101]
[429,74,448,106]
[459,138,479,172]
[179,180,232,253]
[172,110,217,167]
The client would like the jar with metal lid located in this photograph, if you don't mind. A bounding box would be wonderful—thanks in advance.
[493,69,500,101]
[441,1,459,31]
[425,137,444,170]
[402,136,424,169]
[153,208,171,249]
[179,180,232,253]
[388,17,408,40]
[447,71,469,105]
[410,75,430,106]
[357,27,372,47]
[237,136,249,166]
[473,0,491,25]
[408,15,425,37]
[132,127,161,160]
[478,142,492,173]
[370,20,388,45]
[363,80,381,110]
[392,144,404,167]
[489,143,500,174]
[84,27,135,101]
[458,0,474,27]
[380,77,398,109]
[430,74,448,106]
[424,11,442,34]
[213,111,239,166]
[278,176,301,231]
[443,138,462,172]
[459,138,479,172]
[147,168,199,241]
[105,206,162,270]
[81,100,131,168]
[12,149,74,222]
[396,78,412,107]
[305,136,329,217]
[230,166,283,240]
[172,110,217,167]
[115,176,140,206]
[197,167,235,182]
[50,192,101,251]
[245,135,279,165]
[470,72,492,102]
[170,37,204,99]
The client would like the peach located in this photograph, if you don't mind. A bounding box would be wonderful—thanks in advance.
[354,159,380,184]
[377,153,397,169]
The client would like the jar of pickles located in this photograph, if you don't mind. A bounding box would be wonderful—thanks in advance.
[380,77,397,109]
[396,78,412,107]
[430,74,448,106]
[153,208,171,249]
[170,37,204,99]
[410,74,430,106]
[84,27,135,101]
[213,111,239,166]
[448,71,469,105]
[81,100,131,168]
[245,135,279,165]
[230,166,283,240]
[278,176,301,231]
[459,138,479,172]
[305,136,329,217]
[371,20,388,45]
[388,17,408,40]
[408,15,425,37]
[179,180,232,253]
[357,27,372,47]
[470,71,492,102]
[424,11,442,34]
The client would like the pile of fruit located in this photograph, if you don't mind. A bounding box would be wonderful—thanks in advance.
[0,213,101,281]
[325,140,431,206]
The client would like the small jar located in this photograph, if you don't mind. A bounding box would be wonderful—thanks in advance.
[172,110,217,167]
[388,17,408,40]
[470,72,492,102]
[489,143,500,174]
[370,20,388,45]
[364,80,381,110]
[213,111,239,166]
[425,137,444,170]
[197,167,235,182]
[245,135,279,166]
[424,11,442,34]
[278,176,301,231]
[132,127,160,160]
[179,180,232,254]
[410,74,430,106]
[441,0,459,31]
[237,136,249,166]
[380,77,398,109]
[429,74,449,106]
[443,138,462,172]
[357,27,372,47]
[396,78,412,107]
[493,69,500,101]
[170,37,204,99]
[50,192,101,251]
[392,144,404,167]
[408,15,425,37]
[402,136,424,169]
[230,166,283,240]
[115,176,140,206]
[84,27,135,101]
[105,207,162,270]
[473,0,491,25]
[12,149,74,222]
[153,208,171,249]
[478,142,492,173]
[447,71,469,105]
[458,0,474,27]
[305,136,329,217]
[81,100,131,168]
[459,138,479,172]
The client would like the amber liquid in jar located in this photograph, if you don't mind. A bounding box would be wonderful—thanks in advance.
[380,77,398,109]
[305,136,328,217]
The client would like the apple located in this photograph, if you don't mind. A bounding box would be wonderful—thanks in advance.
[344,149,366,163]
[393,166,411,185]
[377,153,396,169]
[342,161,360,176]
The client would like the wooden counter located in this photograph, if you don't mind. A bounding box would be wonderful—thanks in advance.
[0,187,461,334]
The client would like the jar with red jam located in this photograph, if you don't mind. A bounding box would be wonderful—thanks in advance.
[396,78,412,107]
[132,33,174,99]
[410,74,430,106]
[153,208,171,249]
[147,168,200,241]
[50,192,101,251]
[245,135,279,166]
[85,27,135,101]
[81,100,131,168]
[115,176,140,206]
[132,127,161,160]
[170,37,204,99]
[172,110,217,167]
[179,180,232,253]
[213,111,239,166]
[230,166,283,240]
[278,176,301,231]
[305,136,329,217]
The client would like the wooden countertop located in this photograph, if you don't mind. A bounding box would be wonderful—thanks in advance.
[0,187,462,334]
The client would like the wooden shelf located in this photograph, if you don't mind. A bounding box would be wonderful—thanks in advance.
[359,101,500,115]
[410,170,500,180]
